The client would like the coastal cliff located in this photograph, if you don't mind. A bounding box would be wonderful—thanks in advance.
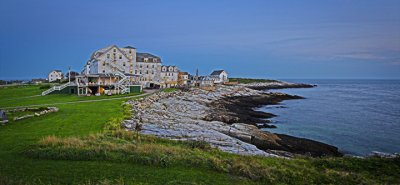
[124,82,341,157]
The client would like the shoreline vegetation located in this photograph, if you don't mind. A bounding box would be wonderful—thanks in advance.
[0,79,399,184]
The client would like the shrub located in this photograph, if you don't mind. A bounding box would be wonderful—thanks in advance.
[184,140,212,151]
[103,118,123,131]
[39,84,51,89]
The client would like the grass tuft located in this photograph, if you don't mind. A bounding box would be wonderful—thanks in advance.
[23,130,400,184]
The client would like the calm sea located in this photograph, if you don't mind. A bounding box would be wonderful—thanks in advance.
[260,79,400,156]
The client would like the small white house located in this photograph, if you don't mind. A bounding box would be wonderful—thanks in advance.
[48,70,64,82]
[210,70,228,84]
[199,76,215,87]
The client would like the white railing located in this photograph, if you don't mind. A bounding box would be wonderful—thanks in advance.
[41,82,75,96]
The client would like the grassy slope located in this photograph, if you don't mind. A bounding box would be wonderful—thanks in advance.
[0,85,248,184]
[0,85,399,184]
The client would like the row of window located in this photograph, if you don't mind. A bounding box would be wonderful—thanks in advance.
[143,58,158,62]
[139,77,152,81]
[102,62,133,67]
[107,53,123,59]
[138,64,157,69]
[163,73,176,76]
[134,70,155,75]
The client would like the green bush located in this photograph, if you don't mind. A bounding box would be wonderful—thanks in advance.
[103,118,123,131]
[39,84,51,89]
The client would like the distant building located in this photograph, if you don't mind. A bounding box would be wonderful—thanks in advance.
[199,76,215,87]
[178,72,189,86]
[42,44,182,96]
[31,78,47,84]
[136,53,162,88]
[210,70,228,84]
[160,66,179,88]
[48,70,64,82]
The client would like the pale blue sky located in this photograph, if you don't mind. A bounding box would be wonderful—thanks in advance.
[0,0,399,79]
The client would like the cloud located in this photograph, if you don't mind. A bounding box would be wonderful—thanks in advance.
[332,52,388,60]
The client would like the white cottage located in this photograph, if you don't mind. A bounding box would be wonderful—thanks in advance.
[210,70,228,84]
[48,70,64,82]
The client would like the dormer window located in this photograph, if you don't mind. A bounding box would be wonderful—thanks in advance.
[113,48,116,52]
[119,55,122,59]
[129,50,132,54]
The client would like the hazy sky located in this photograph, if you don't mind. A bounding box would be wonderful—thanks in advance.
[0,0,399,79]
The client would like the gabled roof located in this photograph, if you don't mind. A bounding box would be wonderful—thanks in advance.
[124,46,136,49]
[90,45,130,60]
[137,52,160,58]
[50,70,62,73]
[210,70,226,75]
[136,52,161,63]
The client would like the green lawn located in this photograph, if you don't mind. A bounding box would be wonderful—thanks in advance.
[160,88,178,93]
[0,85,141,108]
[0,85,399,185]
[0,85,252,184]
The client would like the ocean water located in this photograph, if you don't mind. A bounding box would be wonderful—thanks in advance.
[260,79,400,156]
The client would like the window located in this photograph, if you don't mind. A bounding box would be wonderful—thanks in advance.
[146,70,148,74]
[140,65,142,68]
[119,55,122,59]
[113,49,116,52]
[123,63,126,66]
[129,50,132,53]
[107,54,110,59]
[135,70,137,74]
[152,65,154,68]
[147,65,149,68]
[103,62,105,66]
[103,70,105,73]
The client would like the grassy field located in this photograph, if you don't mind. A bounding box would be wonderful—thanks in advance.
[0,85,399,184]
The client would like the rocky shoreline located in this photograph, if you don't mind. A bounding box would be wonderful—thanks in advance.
[124,82,342,157]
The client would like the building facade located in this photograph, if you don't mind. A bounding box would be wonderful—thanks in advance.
[178,72,189,86]
[48,70,64,82]
[135,53,162,88]
[210,70,229,84]
[160,66,179,88]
